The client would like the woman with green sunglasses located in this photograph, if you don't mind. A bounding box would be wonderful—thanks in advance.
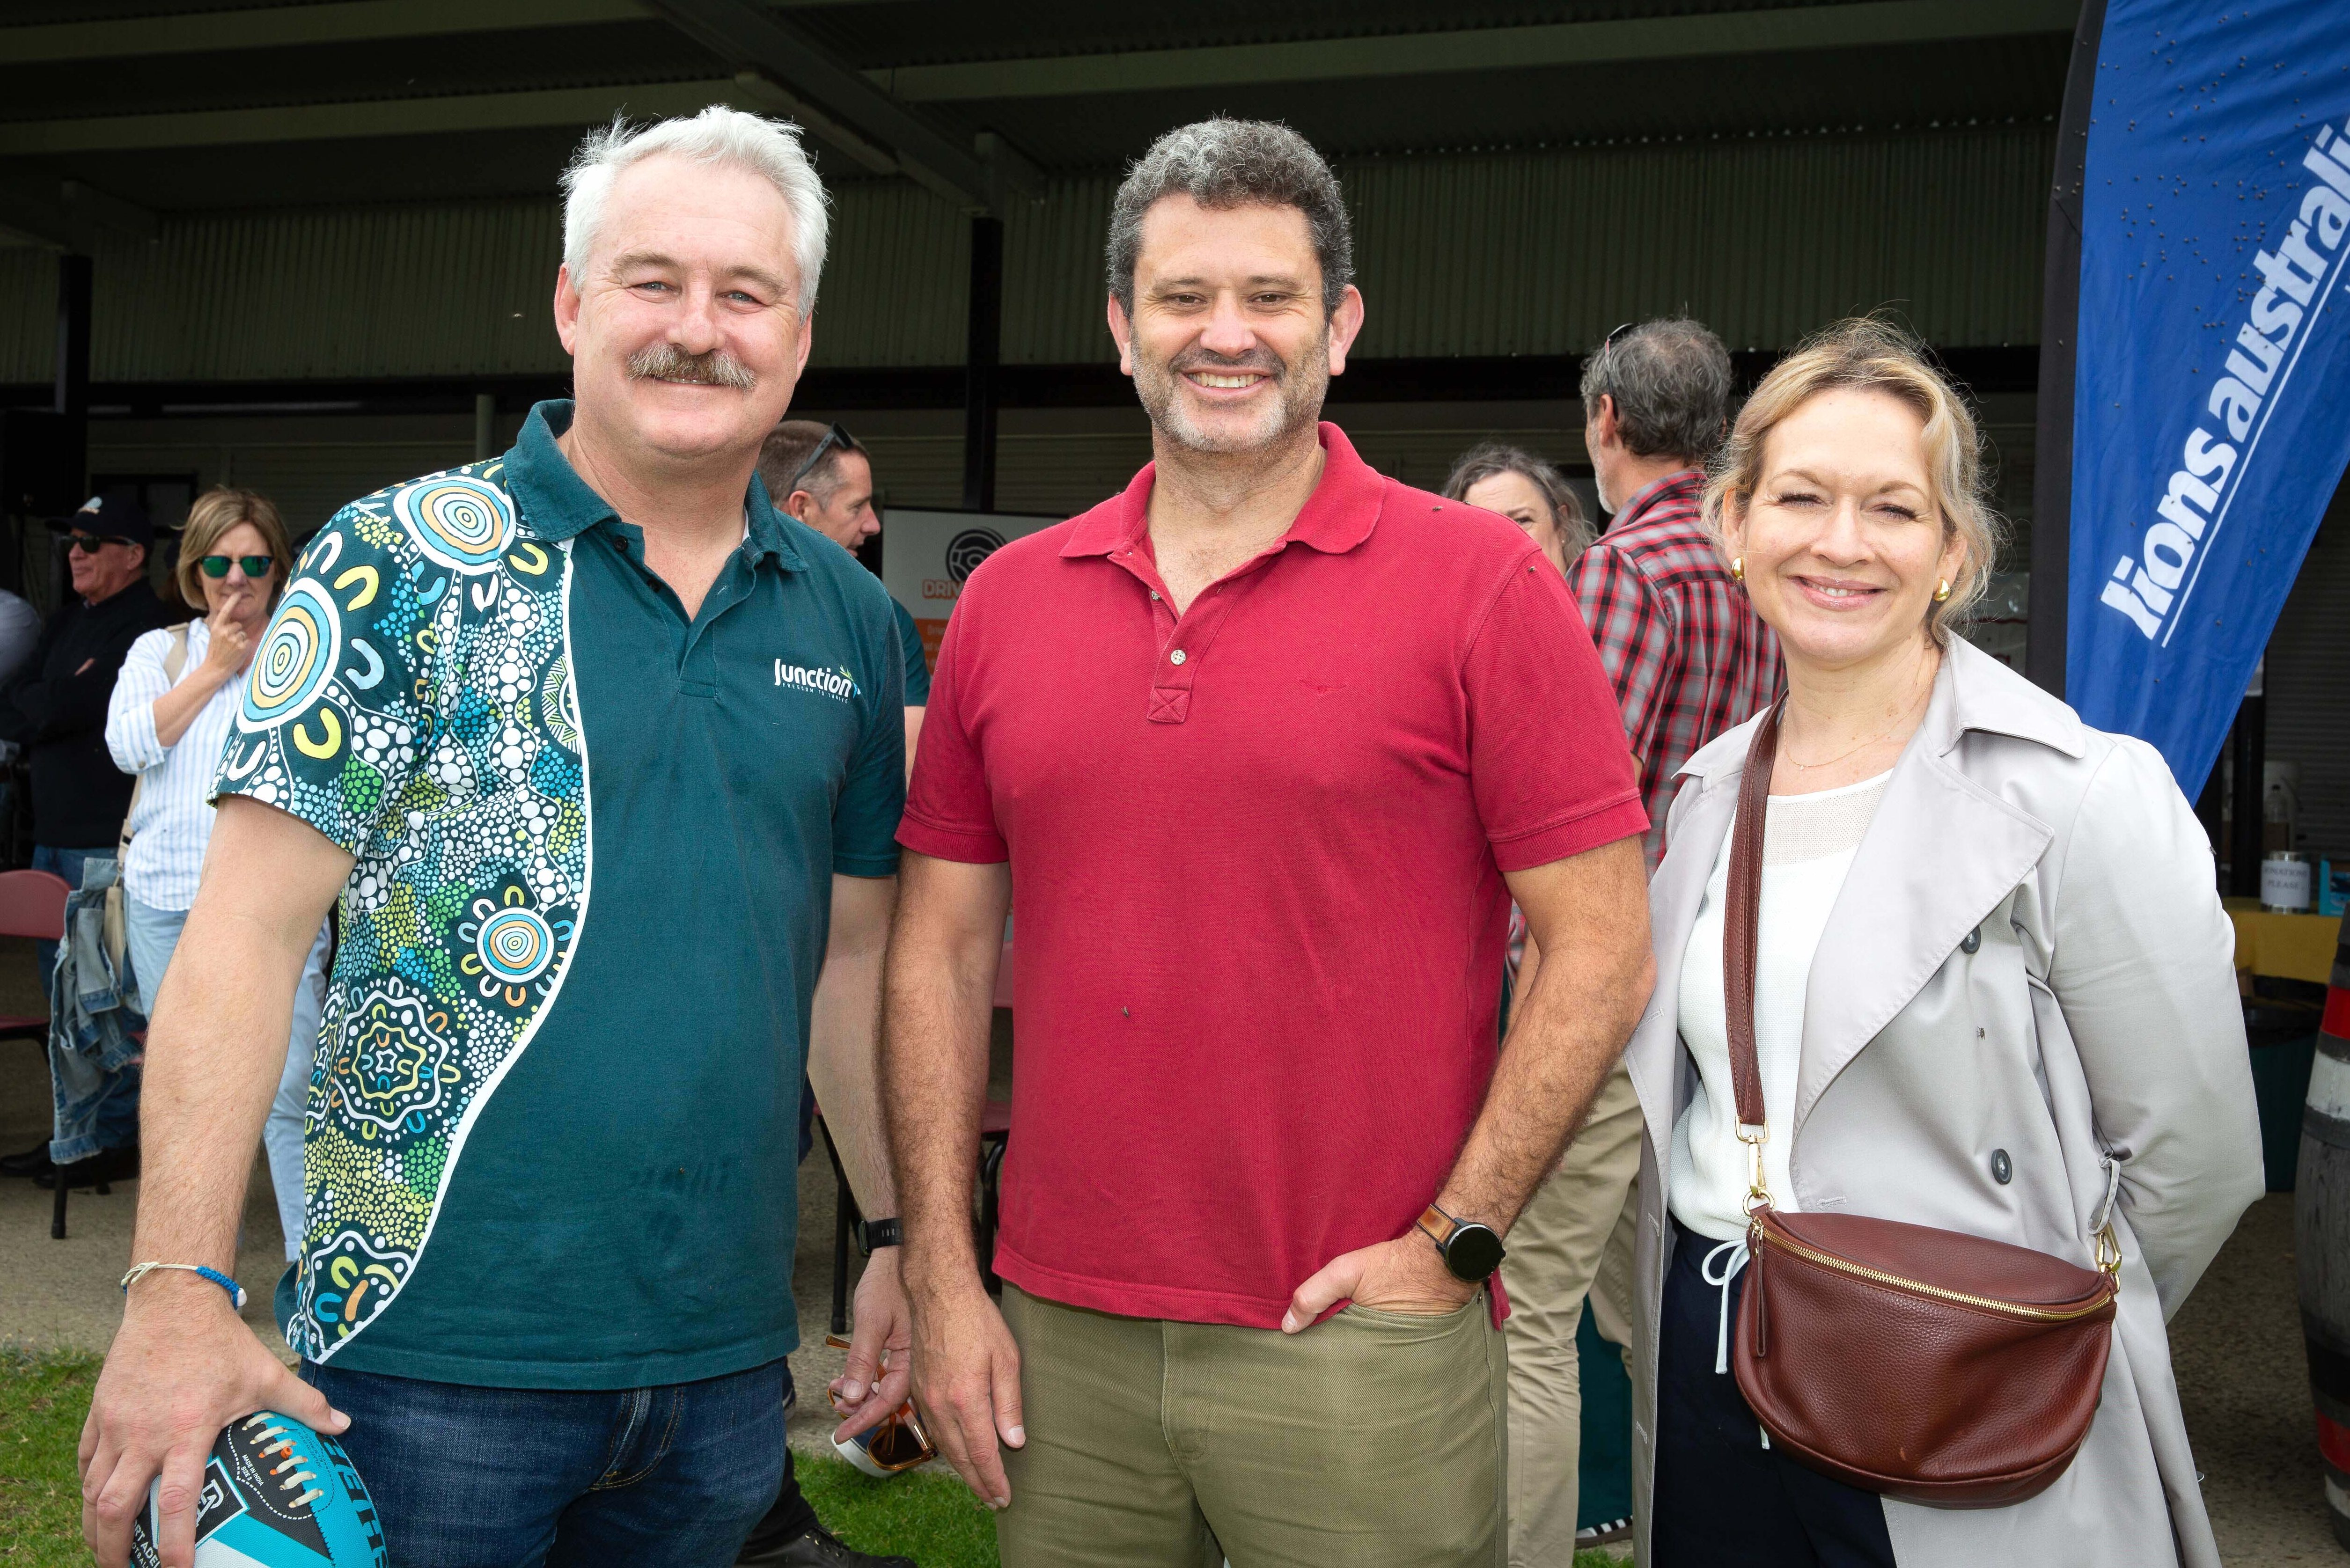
[104,486,327,1265]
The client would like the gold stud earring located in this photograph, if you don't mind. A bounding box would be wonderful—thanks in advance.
[1730,556,1745,582]
[1934,579,1952,602]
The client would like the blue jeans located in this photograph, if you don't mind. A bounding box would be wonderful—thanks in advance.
[122,897,331,1257]
[35,845,138,1157]
[301,1358,790,1568]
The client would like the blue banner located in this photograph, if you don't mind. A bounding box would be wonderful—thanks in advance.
[2067,1,2350,793]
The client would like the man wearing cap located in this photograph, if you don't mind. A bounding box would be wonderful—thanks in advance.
[0,493,172,1189]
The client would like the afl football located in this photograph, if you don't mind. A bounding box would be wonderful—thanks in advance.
[129,1410,385,1567]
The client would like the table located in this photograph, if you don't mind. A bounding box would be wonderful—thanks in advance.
[2225,899,2342,987]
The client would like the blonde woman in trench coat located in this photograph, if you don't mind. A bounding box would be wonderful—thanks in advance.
[1625,319,2262,1568]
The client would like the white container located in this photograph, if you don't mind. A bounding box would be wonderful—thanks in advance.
[2262,851,2313,914]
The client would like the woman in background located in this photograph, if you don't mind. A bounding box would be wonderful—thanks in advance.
[1444,441,1595,578]
[106,487,330,1262]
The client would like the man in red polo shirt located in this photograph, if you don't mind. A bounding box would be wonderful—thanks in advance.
[876,119,1652,1566]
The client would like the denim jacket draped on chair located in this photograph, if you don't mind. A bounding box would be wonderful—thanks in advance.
[46,855,147,1163]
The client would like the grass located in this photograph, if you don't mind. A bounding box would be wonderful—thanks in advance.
[799,1451,1001,1566]
[0,1353,1622,1567]
[0,1350,98,1568]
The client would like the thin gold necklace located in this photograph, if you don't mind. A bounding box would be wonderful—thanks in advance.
[1783,661,1935,772]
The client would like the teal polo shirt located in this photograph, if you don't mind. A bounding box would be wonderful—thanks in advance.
[791,523,930,704]
[215,401,904,1388]
[893,599,932,705]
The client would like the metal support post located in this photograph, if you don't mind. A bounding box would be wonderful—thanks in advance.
[2228,689,2265,900]
[961,214,1002,513]
[53,252,90,498]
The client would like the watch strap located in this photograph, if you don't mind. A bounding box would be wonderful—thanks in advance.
[1417,1204,1459,1253]
[852,1217,902,1256]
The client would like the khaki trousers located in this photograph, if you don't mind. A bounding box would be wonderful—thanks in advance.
[1497,1059,1642,1566]
[997,1282,1508,1568]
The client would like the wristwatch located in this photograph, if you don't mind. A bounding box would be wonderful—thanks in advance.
[852,1217,901,1256]
[1417,1203,1506,1282]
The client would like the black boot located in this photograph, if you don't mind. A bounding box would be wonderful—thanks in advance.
[0,1140,54,1179]
[34,1145,139,1190]
[736,1524,917,1568]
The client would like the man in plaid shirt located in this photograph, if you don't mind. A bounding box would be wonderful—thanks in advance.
[1570,317,1783,870]
[1499,316,1780,1565]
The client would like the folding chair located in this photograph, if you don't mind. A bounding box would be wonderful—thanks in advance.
[0,868,68,1046]
[0,870,80,1238]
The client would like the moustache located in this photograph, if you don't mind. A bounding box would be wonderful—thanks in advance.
[1167,348,1286,380]
[627,343,757,390]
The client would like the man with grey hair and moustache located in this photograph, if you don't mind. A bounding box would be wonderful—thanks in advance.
[863,118,1653,1565]
[78,106,911,1568]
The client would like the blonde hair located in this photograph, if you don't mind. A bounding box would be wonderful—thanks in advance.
[1702,316,2005,640]
[175,488,294,611]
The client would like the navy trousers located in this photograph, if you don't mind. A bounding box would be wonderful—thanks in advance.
[1651,1225,1898,1568]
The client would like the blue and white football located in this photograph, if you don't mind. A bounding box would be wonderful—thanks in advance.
[130,1410,386,1568]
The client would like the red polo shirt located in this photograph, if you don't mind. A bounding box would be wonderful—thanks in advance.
[900,425,1645,1328]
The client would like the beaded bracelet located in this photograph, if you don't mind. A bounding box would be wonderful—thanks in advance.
[121,1261,248,1311]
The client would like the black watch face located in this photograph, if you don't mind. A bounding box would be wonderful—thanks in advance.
[1445,1224,1506,1281]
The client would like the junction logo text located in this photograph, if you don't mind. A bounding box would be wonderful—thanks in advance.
[774,660,860,702]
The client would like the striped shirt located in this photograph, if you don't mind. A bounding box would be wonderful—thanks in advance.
[105,619,228,912]
[1565,470,1784,868]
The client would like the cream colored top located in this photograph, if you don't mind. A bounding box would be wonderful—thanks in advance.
[1669,769,1892,1242]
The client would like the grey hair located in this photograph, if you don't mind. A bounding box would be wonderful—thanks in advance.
[1442,442,1596,561]
[561,106,830,314]
[1106,119,1353,315]
[1579,317,1733,464]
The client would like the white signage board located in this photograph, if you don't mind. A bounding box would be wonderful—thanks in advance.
[880,508,1061,671]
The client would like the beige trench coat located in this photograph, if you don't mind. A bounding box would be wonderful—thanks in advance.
[1624,636,2263,1568]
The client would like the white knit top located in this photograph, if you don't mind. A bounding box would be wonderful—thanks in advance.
[1669,770,1892,1242]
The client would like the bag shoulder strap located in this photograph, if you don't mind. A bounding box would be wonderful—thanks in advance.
[1723,697,1785,1133]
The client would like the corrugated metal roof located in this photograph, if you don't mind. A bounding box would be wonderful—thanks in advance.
[796,0,1874,70]
[0,124,2053,384]
[1344,125,2055,355]
[1007,125,2057,363]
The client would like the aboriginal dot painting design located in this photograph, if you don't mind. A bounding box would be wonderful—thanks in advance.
[214,457,587,1364]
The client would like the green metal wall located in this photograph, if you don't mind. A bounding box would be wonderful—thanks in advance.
[0,123,2053,385]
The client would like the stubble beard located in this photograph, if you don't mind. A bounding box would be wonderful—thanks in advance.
[1134,330,1329,458]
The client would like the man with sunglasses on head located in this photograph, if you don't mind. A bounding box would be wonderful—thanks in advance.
[0,494,172,1189]
[1491,317,1781,1563]
[759,421,929,777]
[731,416,922,1568]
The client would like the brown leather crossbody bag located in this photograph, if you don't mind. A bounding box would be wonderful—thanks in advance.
[1721,699,2121,1508]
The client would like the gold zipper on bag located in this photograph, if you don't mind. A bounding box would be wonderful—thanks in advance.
[1755,1224,2116,1324]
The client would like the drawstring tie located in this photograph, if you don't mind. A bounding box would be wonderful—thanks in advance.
[1701,1238,1749,1375]
[1701,1238,1770,1451]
